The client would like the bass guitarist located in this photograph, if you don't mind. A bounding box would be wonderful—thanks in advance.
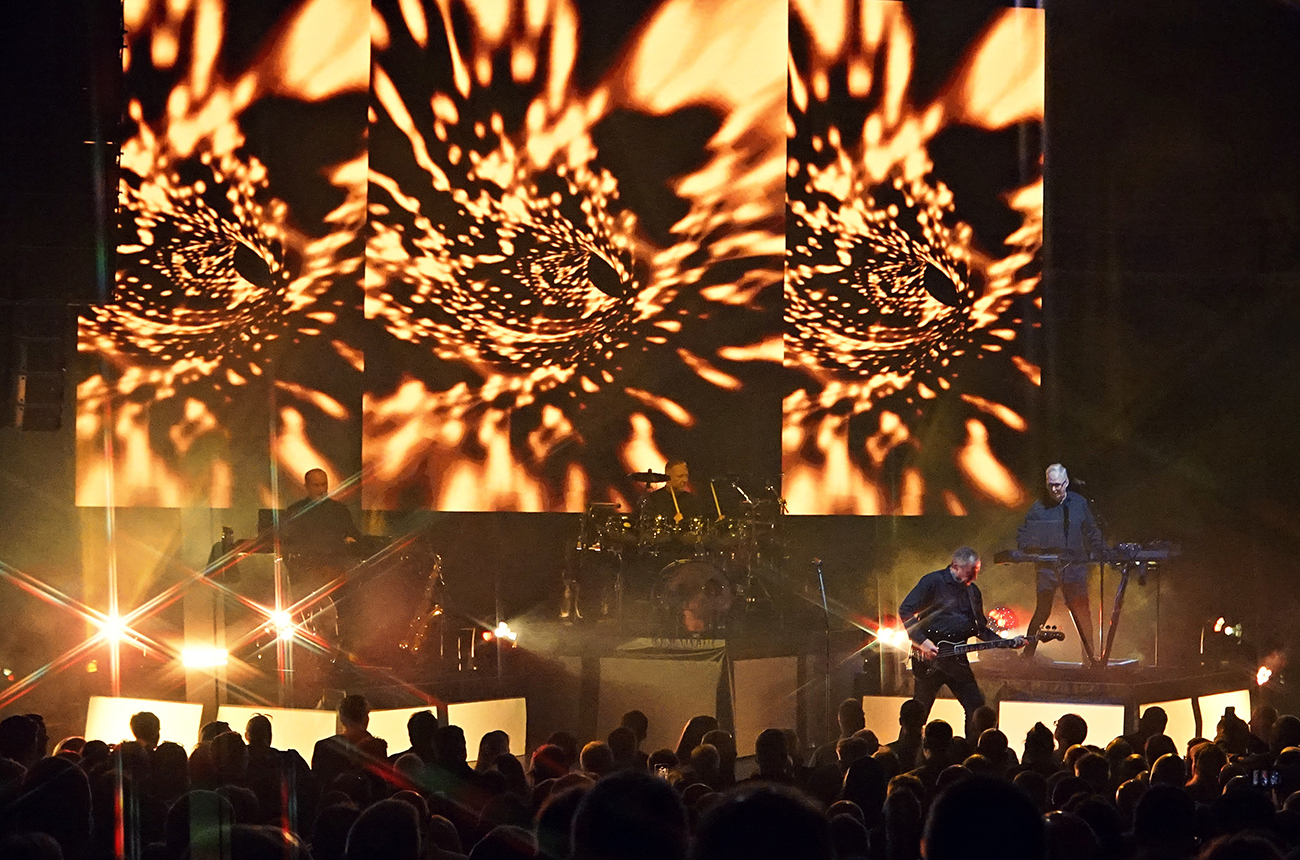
[900,547,1017,735]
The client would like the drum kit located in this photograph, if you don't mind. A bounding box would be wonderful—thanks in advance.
[569,471,786,636]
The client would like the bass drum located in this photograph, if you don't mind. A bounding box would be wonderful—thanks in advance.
[658,560,732,635]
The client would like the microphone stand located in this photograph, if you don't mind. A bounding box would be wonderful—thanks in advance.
[815,559,831,748]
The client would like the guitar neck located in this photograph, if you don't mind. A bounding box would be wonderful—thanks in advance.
[942,638,1018,657]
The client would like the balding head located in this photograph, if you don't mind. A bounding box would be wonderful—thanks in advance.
[304,469,329,500]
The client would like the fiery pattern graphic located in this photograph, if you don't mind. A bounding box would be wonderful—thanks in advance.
[77,0,369,506]
[79,0,1042,515]
[784,0,1044,514]
[362,0,785,510]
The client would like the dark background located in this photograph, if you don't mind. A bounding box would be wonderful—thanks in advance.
[2,0,1299,728]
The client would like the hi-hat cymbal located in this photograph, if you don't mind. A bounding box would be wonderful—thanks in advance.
[627,470,668,482]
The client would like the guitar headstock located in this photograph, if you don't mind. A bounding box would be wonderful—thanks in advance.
[1034,625,1066,644]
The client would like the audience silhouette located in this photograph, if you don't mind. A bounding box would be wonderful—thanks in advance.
[2,696,1297,860]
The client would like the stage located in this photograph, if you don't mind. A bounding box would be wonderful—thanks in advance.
[51,606,1256,764]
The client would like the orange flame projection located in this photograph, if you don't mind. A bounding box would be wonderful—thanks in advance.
[362,0,785,510]
[782,0,1043,514]
[77,0,369,507]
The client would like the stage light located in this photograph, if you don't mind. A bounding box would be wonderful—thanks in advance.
[100,615,124,644]
[873,625,911,652]
[482,622,518,646]
[181,647,229,669]
[1201,616,1250,669]
[98,614,128,644]
[1258,666,1273,686]
[987,605,1018,634]
[269,610,295,641]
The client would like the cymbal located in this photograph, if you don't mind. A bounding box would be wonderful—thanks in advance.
[627,470,667,482]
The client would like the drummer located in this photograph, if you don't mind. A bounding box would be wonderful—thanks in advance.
[642,459,703,523]
[641,459,706,562]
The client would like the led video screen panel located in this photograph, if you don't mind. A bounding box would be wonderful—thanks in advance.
[80,0,1040,516]
[784,0,1043,513]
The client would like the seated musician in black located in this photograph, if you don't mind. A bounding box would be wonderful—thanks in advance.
[642,459,706,549]
[899,547,1002,735]
[1017,463,1103,662]
[284,468,359,562]
[641,459,702,522]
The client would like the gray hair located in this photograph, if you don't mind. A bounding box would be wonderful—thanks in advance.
[952,546,979,567]
[1046,463,1068,483]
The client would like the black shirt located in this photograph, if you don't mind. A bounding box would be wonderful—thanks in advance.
[642,487,703,521]
[899,568,999,645]
[1017,491,1102,553]
[283,497,359,556]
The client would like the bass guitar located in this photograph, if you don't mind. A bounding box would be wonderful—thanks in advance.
[911,627,1065,680]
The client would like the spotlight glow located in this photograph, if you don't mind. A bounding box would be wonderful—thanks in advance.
[1258,666,1273,686]
[987,605,1018,633]
[874,625,911,652]
[483,622,518,645]
[98,614,130,644]
[181,647,230,669]
[269,610,296,642]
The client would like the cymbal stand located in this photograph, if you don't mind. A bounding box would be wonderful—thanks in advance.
[611,549,626,621]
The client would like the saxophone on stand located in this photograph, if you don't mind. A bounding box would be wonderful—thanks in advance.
[398,554,445,658]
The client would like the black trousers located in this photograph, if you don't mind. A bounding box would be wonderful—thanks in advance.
[1024,579,1094,661]
[911,656,985,736]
